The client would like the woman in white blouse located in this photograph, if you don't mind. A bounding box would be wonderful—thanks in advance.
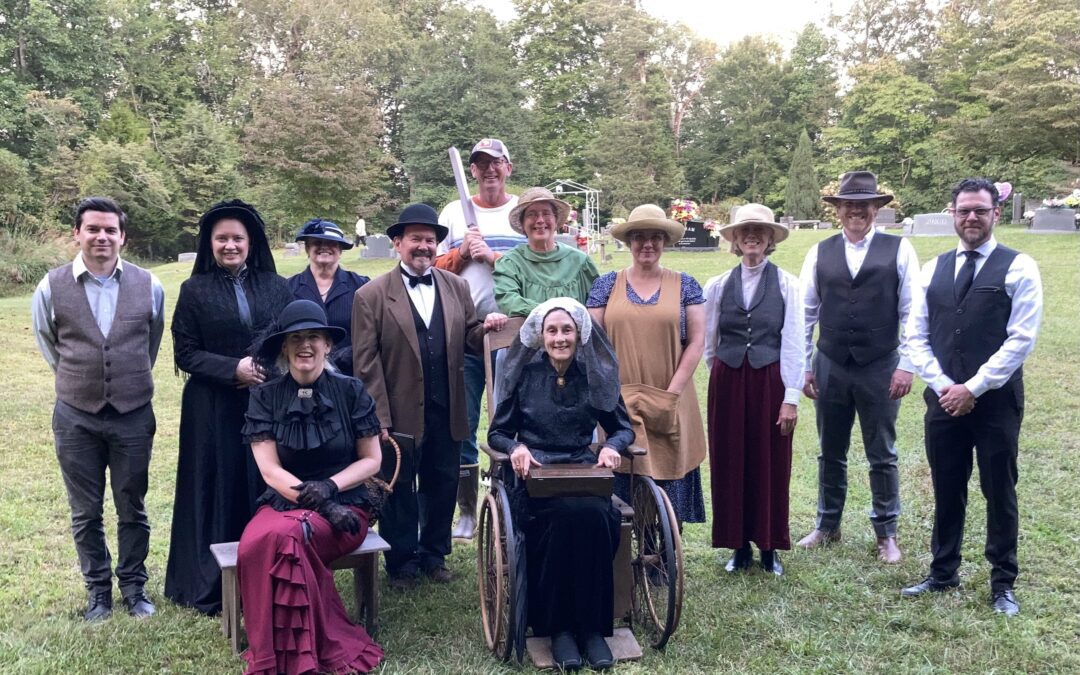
[703,204,803,576]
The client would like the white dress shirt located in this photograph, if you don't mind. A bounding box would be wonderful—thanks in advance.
[799,227,921,371]
[905,236,1042,397]
[400,265,436,327]
[703,260,805,406]
[32,254,165,372]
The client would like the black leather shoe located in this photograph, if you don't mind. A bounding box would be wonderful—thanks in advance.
[551,631,582,671]
[901,577,960,597]
[423,565,455,584]
[990,589,1020,617]
[760,550,784,576]
[580,632,614,670]
[724,546,753,573]
[123,592,156,619]
[84,588,113,622]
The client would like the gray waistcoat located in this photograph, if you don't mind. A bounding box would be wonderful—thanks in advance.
[49,262,154,414]
[715,261,784,369]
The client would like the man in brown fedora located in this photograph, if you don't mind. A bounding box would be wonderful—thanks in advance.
[797,171,920,563]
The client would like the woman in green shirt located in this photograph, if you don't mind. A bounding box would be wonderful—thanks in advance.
[494,187,600,316]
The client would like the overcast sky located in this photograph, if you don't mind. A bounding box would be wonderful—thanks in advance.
[471,0,854,50]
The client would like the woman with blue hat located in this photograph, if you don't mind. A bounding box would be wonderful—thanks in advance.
[286,219,369,376]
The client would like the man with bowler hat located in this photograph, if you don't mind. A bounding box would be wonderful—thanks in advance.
[901,178,1042,616]
[797,171,920,563]
[352,204,506,587]
[436,137,521,542]
[32,197,165,620]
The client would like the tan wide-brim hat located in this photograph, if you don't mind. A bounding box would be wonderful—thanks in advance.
[508,187,572,234]
[716,203,790,244]
[609,204,685,244]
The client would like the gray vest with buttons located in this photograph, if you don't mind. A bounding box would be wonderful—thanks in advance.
[49,262,154,414]
[715,262,784,369]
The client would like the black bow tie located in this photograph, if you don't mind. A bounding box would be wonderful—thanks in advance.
[404,271,433,288]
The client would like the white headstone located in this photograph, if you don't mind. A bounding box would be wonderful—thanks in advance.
[177,252,196,263]
[360,234,397,259]
[1030,208,1076,232]
[912,213,955,236]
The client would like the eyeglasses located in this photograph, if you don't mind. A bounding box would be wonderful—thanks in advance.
[473,157,508,170]
[629,232,665,244]
[950,207,993,218]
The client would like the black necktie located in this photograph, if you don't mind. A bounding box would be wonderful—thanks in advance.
[954,250,979,302]
[405,271,432,288]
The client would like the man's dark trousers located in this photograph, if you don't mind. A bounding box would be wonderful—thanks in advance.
[52,400,155,597]
[924,383,1022,591]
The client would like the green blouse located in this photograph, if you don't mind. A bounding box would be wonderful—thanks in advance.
[493,243,600,317]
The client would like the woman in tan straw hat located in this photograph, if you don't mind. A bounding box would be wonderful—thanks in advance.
[493,187,599,316]
[703,203,804,576]
[587,204,707,527]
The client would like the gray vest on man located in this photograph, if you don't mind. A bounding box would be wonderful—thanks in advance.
[715,262,784,369]
[815,232,902,365]
[48,262,155,414]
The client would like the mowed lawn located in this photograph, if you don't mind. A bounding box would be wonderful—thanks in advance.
[0,226,1077,673]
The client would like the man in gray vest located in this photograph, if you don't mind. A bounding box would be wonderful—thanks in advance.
[32,197,165,620]
[797,171,920,563]
[901,178,1041,616]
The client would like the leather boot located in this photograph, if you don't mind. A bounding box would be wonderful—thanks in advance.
[451,464,480,542]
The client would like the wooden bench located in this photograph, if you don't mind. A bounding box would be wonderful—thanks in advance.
[210,530,391,653]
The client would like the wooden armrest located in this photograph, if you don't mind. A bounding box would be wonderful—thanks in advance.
[624,444,647,457]
[480,443,509,464]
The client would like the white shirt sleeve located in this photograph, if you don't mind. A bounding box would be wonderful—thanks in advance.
[964,253,1042,397]
[702,271,730,369]
[149,273,166,368]
[31,275,59,372]
[894,237,921,373]
[904,257,950,394]
[779,270,805,406]
[799,244,820,371]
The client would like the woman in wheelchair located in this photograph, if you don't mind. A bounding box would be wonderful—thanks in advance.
[488,297,634,670]
[236,300,384,674]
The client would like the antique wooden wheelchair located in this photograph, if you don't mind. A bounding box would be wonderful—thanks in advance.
[475,317,684,666]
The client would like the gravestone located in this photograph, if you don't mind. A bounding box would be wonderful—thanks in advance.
[177,252,196,263]
[875,208,897,226]
[816,221,833,230]
[674,220,718,250]
[283,243,300,257]
[912,213,954,236]
[1024,199,1042,216]
[1030,208,1076,232]
[1012,193,1023,224]
[360,234,397,259]
[780,216,794,226]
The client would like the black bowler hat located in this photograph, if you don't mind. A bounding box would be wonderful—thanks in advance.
[295,218,353,249]
[823,171,893,206]
[258,300,347,361]
[385,203,449,243]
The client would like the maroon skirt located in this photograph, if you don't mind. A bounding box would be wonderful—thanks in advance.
[707,360,792,551]
[237,505,384,674]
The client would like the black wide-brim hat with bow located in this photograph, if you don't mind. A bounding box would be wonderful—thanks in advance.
[295,218,353,249]
[385,203,449,243]
[258,299,347,361]
[822,170,893,206]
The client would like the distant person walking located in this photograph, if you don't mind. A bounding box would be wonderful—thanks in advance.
[354,215,367,248]
[32,196,165,621]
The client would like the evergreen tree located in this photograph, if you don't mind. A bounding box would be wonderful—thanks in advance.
[784,129,819,220]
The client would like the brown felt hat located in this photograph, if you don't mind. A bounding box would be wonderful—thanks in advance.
[822,171,893,206]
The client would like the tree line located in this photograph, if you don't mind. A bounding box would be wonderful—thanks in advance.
[1,0,1077,258]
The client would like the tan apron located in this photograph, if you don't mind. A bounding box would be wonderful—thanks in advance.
[605,268,706,480]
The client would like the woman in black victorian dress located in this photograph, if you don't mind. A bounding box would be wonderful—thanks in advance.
[164,199,292,615]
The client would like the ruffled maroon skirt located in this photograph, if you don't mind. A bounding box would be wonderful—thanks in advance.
[237,505,384,674]
[707,360,792,551]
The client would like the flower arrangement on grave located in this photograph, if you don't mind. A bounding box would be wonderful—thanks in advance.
[703,218,721,238]
[669,199,700,223]
[1042,197,1067,208]
[1062,190,1080,208]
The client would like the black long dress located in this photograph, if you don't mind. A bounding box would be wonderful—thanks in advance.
[488,355,634,638]
[164,267,292,615]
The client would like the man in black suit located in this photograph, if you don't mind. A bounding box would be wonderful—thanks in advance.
[901,178,1043,616]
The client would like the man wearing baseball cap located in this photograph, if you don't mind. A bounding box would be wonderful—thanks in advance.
[435,138,522,542]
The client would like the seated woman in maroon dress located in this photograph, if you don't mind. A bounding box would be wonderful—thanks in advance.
[237,300,384,674]
[488,297,634,671]
[703,204,804,576]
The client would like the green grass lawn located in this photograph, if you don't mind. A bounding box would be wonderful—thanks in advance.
[1,227,1078,673]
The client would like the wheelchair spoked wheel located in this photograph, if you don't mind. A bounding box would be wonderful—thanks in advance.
[630,476,684,650]
[477,488,518,661]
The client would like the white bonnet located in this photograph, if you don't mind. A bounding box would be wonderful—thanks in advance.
[519,297,592,349]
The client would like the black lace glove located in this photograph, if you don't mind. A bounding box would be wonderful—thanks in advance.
[292,479,339,510]
[319,501,360,535]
